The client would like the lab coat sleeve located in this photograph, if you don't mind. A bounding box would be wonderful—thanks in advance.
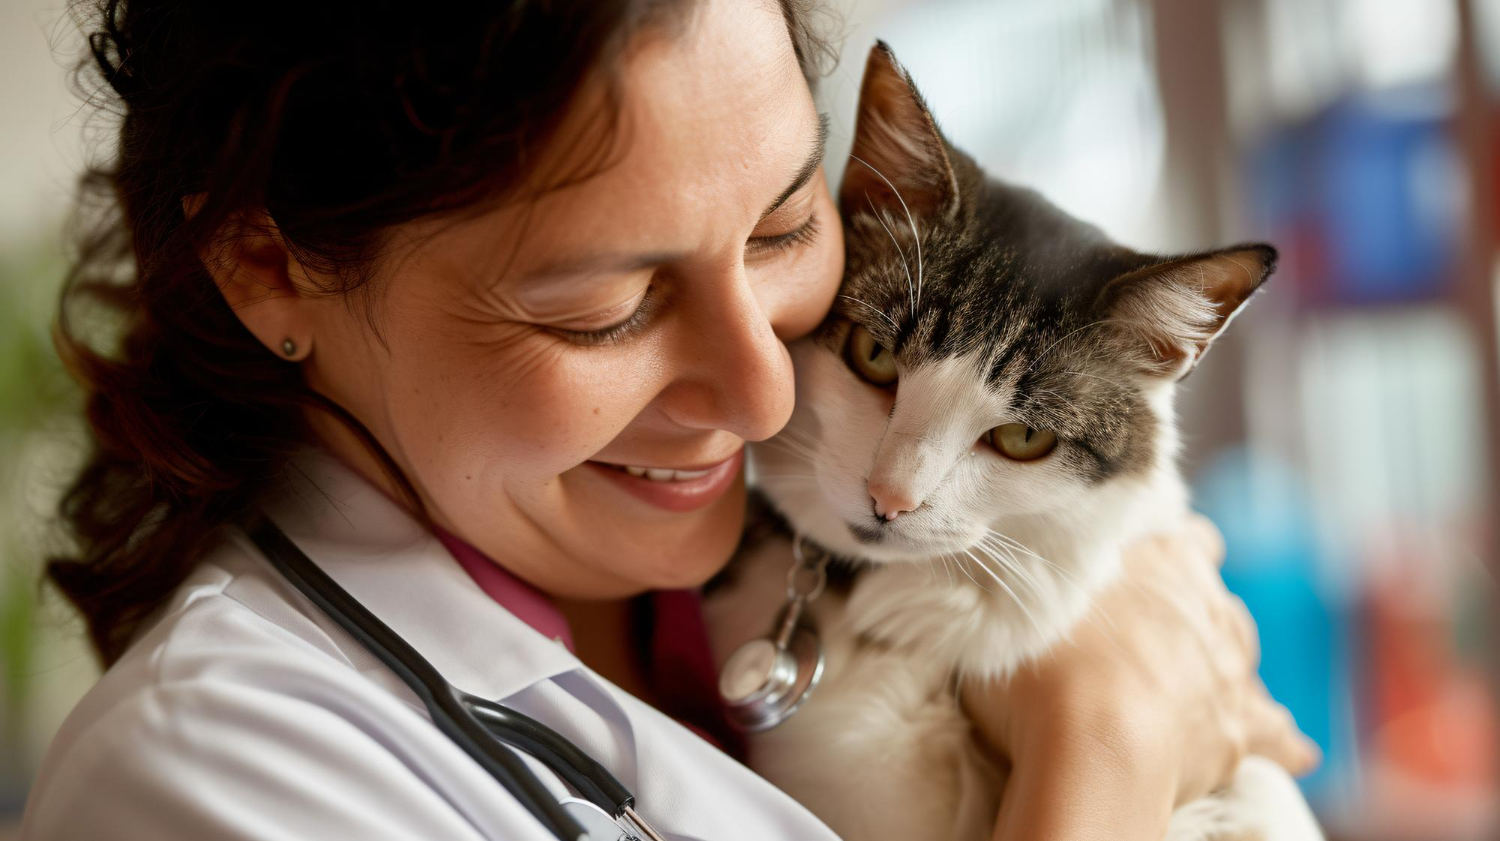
[22,676,559,841]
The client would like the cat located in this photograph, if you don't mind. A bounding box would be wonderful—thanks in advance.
[703,43,1323,841]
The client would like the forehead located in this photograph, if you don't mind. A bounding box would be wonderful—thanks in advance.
[529,0,813,247]
[405,0,817,287]
[832,183,1139,368]
[623,7,809,187]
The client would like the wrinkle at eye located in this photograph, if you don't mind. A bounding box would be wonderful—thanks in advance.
[456,277,651,332]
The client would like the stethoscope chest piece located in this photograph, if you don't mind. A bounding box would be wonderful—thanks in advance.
[719,625,824,732]
[718,535,828,733]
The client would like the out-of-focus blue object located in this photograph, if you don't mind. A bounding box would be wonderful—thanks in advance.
[1248,86,1461,306]
[1194,448,1350,801]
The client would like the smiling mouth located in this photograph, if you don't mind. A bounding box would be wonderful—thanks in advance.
[595,463,718,483]
[585,450,744,514]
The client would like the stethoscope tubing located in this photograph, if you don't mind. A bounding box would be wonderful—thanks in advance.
[243,511,621,841]
[462,693,633,813]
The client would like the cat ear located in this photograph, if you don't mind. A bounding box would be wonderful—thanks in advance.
[1099,244,1276,378]
[841,42,960,222]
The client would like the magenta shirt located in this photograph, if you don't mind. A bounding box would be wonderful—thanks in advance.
[434,528,745,760]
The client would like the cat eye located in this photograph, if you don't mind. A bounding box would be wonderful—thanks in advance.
[844,325,898,386]
[988,423,1057,462]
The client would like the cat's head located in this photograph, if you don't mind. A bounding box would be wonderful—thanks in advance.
[754,43,1275,563]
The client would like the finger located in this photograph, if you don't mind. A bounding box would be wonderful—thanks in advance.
[1245,696,1320,777]
[1182,513,1227,568]
[1223,593,1260,666]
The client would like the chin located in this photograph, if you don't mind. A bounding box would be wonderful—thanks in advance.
[858,527,987,565]
[675,485,749,586]
[611,482,748,593]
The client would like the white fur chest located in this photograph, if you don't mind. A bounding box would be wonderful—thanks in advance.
[704,533,1005,841]
[703,472,1192,841]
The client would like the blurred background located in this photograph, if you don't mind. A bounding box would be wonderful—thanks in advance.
[2,0,1497,839]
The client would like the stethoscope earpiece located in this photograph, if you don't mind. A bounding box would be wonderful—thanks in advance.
[718,535,828,732]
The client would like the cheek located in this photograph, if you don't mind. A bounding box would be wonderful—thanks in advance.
[388,327,661,485]
[967,457,1080,517]
[765,192,845,341]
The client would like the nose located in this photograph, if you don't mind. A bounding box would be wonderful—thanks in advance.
[869,480,920,521]
[665,268,794,442]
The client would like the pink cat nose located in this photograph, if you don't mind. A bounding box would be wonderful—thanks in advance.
[869,482,919,521]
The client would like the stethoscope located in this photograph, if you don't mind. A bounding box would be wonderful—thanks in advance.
[716,534,831,732]
[243,511,831,841]
[242,512,666,841]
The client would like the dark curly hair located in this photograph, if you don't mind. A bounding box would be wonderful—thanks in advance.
[51,0,837,665]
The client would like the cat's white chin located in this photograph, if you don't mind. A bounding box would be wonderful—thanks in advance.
[832,524,991,565]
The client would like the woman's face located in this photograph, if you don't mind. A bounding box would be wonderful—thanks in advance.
[293,0,842,598]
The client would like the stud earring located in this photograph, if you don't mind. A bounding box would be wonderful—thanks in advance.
[281,338,297,358]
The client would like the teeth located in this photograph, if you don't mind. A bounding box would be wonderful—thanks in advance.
[616,464,715,482]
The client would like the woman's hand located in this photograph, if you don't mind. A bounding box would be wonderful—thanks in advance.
[961,515,1320,841]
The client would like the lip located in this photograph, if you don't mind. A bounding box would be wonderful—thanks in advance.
[585,448,744,513]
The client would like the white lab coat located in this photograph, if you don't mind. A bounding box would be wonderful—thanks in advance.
[21,450,842,840]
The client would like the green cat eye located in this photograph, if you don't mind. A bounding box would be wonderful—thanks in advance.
[988,423,1057,462]
[844,325,898,386]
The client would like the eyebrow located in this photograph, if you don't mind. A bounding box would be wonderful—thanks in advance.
[761,111,830,220]
[523,111,830,280]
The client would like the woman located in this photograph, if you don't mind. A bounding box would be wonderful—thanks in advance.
[25,0,1317,838]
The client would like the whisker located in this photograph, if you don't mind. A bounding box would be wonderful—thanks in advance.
[978,551,1053,617]
[778,425,818,441]
[762,434,822,455]
[839,295,901,334]
[1024,319,1118,373]
[1053,369,1131,391]
[962,548,1044,637]
[865,194,916,320]
[978,534,1087,601]
[972,542,1045,598]
[851,153,924,319]
[977,535,1123,646]
[984,530,1078,584]
[773,425,821,448]
[756,437,819,460]
[952,552,993,594]
[753,451,818,471]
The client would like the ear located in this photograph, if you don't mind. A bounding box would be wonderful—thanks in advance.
[840,42,959,223]
[1099,244,1276,378]
[186,196,318,362]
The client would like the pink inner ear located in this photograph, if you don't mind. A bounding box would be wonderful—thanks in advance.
[1110,280,1217,373]
[1196,251,1267,320]
[1104,246,1272,376]
[840,44,957,221]
[857,70,937,168]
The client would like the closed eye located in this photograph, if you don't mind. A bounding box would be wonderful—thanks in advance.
[551,286,659,345]
[747,212,820,258]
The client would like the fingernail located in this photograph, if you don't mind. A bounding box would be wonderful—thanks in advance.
[1300,739,1323,774]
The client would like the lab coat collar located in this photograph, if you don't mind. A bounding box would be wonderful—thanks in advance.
[255,449,837,841]
[257,449,582,704]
